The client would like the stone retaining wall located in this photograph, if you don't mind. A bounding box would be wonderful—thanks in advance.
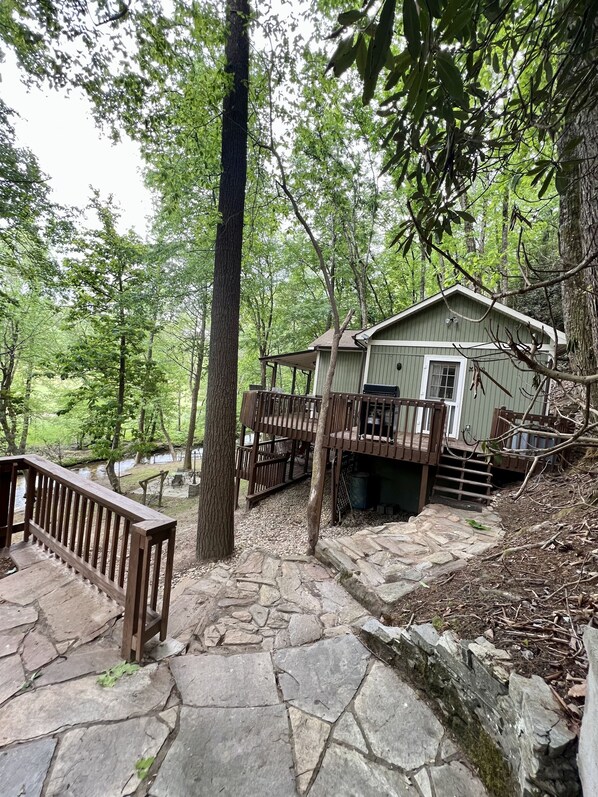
[360,618,580,797]
[578,627,598,795]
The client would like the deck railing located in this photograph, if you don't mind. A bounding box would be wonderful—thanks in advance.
[0,454,176,662]
[489,407,575,472]
[240,390,447,466]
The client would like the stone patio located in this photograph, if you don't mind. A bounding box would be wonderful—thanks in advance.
[0,512,495,796]
[316,502,503,615]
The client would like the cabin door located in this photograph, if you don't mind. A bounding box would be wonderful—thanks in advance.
[417,356,467,439]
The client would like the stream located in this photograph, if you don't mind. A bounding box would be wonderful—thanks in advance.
[12,448,203,513]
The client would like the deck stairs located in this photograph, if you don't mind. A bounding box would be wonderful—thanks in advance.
[432,448,494,505]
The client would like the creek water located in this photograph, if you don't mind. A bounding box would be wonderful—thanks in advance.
[12,448,203,513]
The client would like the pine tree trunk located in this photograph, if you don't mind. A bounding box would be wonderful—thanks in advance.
[196,0,249,561]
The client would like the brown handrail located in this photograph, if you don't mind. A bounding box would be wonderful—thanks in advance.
[0,455,176,662]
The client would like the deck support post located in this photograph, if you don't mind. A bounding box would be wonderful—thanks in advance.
[418,464,429,513]
[291,367,297,396]
[330,451,343,526]
[288,439,297,481]
[246,429,260,508]
[305,371,312,395]
[235,424,246,509]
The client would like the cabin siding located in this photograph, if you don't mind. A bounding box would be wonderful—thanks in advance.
[374,294,552,348]
[315,350,363,395]
[366,343,546,442]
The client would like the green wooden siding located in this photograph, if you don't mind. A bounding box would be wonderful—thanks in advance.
[366,344,546,442]
[375,294,552,348]
[315,351,363,395]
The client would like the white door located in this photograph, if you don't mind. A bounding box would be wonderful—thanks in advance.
[418,356,467,438]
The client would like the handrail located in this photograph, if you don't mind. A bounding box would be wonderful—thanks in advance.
[240,390,447,466]
[0,455,176,662]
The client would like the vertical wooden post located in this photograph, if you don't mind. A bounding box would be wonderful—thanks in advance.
[160,526,175,641]
[291,367,297,395]
[246,429,260,506]
[418,464,429,513]
[288,439,297,481]
[331,451,343,526]
[24,464,36,542]
[305,370,312,395]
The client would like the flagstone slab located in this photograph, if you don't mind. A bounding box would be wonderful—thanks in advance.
[354,661,443,770]
[332,711,368,753]
[309,743,416,797]
[37,580,121,644]
[36,642,122,686]
[0,632,24,659]
[288,614,322,646]
[170,651,279,708]
[150,705,296,797]
[0,604,38,633]
[0,737,56,797]
[0,560,75,606]
[274,635,370,722]
[0,654,25,705]
[21,631,57,673]
[9,542,46,570]
[45,715,170,797]
[0,662,173,745]
[288,706,330,794]
[430,762,488,796]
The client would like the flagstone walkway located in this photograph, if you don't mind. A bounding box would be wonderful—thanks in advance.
[0,507,495,796]
[317,503,503,616]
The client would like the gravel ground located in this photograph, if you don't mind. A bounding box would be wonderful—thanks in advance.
[171,477,410,585]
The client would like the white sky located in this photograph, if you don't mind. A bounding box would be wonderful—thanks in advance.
[2,54,152,235]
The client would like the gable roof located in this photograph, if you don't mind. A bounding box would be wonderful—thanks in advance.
[308,328,363,350]
[356,284,567,348]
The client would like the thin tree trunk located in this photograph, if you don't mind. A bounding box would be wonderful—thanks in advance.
[17,364,33,454]
[559,101,598,406]
[197,0,249,561]
[500,188,510,301]
[306,310,353,553]
[159,408,177,461]
[184,300,207,470]
[107,327,126,494]
[135,328,156,465]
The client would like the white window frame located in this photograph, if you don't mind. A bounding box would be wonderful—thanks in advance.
[418,354,467,438]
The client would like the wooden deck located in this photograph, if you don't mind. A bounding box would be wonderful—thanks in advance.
[240,390,447,467]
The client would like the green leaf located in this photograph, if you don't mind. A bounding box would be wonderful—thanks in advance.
[327,36,358,77]
[338,9,365,25]
[363,0,397,104]
[135,756,155,780]
[97,662,140,688]
[403,0,421,59]
[424,0,442,18]
[384,49,413,90]
[436,51,465,104]
[466,519,488,530]
[538,167,554,198]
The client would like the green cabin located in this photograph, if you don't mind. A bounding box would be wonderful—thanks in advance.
[240,286,568,518]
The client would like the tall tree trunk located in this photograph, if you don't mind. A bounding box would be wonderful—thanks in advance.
[107,328,126,493]
[500,188,510,301]
[419,245,426,302]
[196,0,249,561]
[559,100,598,407]
[306,311,353,553]
[159,408,177,461]
[135,328,156,465]
[184,300,207,471]
[17,364,33,454]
